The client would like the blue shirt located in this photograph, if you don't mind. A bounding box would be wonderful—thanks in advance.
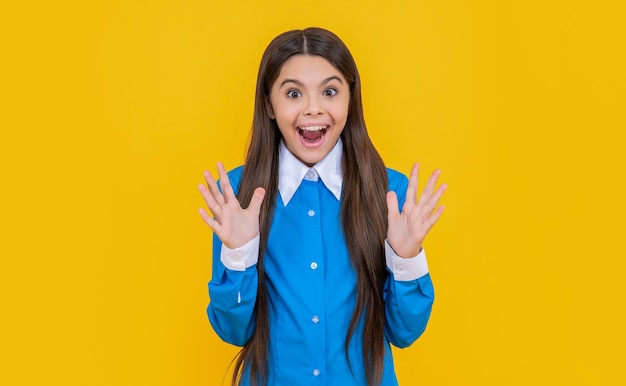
[208,140,434,385]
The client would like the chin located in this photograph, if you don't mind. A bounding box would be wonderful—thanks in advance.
[297,152,324,166]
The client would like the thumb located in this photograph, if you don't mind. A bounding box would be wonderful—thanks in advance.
[247,187,266,215]
[386,191,399,219]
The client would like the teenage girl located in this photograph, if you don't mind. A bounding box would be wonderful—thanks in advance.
[199,27,446,386]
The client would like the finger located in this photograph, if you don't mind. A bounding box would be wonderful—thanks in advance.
[405,163,419,207]
[204,170,225,206]
[417,169,441,206]
[246,187,266,215]
[217,162,237,203]
[421,183,447,216]
[198,208,222,234]
[386,191,400,218]
[423,205,445,232]
[198,183,222,218]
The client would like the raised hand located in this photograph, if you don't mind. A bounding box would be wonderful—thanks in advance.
[198,162,265,249]
[386,163,447,258]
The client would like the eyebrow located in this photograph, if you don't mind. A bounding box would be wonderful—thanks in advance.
[279,75,344,88]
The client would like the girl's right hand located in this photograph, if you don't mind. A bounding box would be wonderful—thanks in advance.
[198,162,266,249]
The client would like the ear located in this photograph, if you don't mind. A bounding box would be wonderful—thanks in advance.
[265,98,275,119]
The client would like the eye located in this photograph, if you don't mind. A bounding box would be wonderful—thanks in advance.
[286,89,301,98]
[323,87,338,97]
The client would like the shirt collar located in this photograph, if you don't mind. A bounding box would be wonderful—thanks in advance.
[278,138,343,206]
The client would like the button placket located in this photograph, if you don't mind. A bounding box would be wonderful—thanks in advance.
[299,175,324,381]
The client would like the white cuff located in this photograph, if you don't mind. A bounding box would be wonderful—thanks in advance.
[384,240,429,281]
[220,235,260,271]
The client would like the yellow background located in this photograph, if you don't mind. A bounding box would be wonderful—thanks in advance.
[2,0,625,385]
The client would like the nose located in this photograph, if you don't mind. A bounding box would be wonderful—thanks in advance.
[305,95,323,116]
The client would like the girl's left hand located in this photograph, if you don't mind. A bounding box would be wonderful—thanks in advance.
[386,163,447,258]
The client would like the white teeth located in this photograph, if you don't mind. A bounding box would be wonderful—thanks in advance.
[299,125,327,131]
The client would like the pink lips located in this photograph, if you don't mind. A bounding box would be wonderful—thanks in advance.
[297,125,329,148]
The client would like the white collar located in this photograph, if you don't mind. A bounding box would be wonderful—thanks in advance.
[278,138,343,206]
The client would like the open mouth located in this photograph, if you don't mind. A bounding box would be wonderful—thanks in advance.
[298,125,328,144]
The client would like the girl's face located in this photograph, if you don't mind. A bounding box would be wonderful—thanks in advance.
[268,54,350,166]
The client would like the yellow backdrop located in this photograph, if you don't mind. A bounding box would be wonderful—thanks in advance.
[2,0,625,385]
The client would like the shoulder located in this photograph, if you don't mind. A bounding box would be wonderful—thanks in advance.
[386,167,409,192]
[227,165,245,181]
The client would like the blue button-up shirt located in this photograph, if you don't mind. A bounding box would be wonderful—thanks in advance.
[208,139,434,385]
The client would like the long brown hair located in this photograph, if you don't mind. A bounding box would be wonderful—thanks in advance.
[232,27,389,386]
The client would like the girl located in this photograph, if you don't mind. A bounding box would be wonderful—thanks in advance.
[199,27,446,386]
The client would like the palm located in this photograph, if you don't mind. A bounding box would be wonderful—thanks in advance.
[198,162,265,249]
[387,164,447,258]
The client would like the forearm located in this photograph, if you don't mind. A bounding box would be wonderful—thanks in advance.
[383,242,435,348]
[207,234,260,346]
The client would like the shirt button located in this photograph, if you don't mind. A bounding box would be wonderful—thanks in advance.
[395,264,404,272]
[313,368,320,376]
[308,209,315,217]
[312,315,319,324]
[310,262,318,270]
